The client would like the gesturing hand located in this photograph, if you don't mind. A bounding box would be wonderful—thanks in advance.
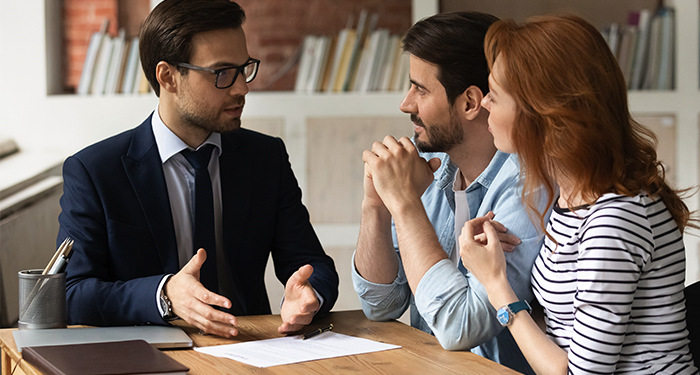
[278,264,320,334]
[166,248,238,337]
[361,136,441,214]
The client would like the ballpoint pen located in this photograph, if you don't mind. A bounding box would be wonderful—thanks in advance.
[302,324,333,340]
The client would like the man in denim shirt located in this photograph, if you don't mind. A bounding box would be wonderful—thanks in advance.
[353,12,550,374]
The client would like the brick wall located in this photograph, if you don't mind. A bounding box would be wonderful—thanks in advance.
[62,0,411,93]
[63,0,120,93]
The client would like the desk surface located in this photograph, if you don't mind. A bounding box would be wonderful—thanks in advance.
[1,310,519,375]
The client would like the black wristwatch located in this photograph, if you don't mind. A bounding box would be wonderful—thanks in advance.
[159,276,177,321]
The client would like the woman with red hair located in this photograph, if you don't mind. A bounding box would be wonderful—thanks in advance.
[459,15,697,374]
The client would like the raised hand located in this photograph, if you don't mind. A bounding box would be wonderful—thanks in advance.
[278,264,320,334]
[166,248,238,337]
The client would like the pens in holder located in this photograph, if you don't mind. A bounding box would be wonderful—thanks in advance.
[19,238,74,322]
[302,324,333,340]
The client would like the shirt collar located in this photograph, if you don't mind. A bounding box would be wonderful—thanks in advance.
[151,104,223,164]
[437,150,511,193]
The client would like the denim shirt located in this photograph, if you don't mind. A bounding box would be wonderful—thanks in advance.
[352,151,551,374]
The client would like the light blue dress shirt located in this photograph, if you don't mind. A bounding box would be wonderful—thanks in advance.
[352,151,551,374]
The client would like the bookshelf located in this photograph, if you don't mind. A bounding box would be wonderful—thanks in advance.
[0,0,698,323]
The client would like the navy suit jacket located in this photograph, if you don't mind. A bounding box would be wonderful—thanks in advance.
[58,115,339,326]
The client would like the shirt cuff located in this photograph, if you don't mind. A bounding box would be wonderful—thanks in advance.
[350,250,407,305]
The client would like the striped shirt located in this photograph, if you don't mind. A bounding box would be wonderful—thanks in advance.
[532,193,698,374]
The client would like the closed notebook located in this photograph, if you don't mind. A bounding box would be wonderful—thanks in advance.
[22,339,189,375]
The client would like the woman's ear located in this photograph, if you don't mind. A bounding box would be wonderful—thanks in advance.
[155,61,177,94]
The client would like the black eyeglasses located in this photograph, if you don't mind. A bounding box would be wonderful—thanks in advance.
[173,58,260,89]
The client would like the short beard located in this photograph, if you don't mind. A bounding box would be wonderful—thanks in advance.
[181,111,241,134]
[412,110,463,153]
[178,95,245,134]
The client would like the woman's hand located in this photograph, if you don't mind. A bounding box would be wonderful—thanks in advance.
[459,212,510,294]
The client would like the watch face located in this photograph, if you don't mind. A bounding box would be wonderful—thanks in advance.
[497,307,510,326]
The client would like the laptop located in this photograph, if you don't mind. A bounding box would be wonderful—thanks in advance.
[13,325,193,352]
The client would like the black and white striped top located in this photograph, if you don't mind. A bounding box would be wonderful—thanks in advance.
[532,193,698,374]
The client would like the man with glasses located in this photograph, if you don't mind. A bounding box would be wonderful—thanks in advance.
[57,0,338,337]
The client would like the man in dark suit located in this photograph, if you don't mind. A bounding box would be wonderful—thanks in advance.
[58,0,338,337]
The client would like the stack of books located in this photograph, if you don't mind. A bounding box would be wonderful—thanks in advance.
[77,19,151,96]
[294,10,410,94]
[601,7,675,91]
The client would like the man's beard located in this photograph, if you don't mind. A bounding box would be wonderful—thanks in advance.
[412,110,463,153]
[178,95,245,134]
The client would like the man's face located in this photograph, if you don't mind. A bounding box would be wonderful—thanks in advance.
[175,27,250,134]
[399,55,463,153]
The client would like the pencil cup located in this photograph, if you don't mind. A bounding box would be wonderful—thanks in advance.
[18,269,67,330]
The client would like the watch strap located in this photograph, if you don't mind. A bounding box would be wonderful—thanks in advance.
[160,275,177,321]
[508,300,532,315]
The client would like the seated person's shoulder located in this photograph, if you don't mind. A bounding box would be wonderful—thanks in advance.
[70,127,139,168]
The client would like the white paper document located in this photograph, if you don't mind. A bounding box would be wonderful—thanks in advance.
[194,331,401,368]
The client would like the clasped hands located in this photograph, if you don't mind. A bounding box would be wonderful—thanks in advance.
[165,248,320,337]
[362,136,521,252]
[362,135,440,213]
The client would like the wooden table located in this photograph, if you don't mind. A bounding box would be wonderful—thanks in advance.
[1,310,519,374]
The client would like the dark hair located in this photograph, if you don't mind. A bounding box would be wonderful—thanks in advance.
[402,12,498,104]
[485,15,695,233]
[139,0,246,96]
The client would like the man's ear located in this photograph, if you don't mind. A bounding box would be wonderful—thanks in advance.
[455,85,485,121]
[156,61,177,94]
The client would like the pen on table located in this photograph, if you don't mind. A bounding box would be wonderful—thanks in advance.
[302,324,333,340]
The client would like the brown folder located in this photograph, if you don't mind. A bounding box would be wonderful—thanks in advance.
[22,339,189,375]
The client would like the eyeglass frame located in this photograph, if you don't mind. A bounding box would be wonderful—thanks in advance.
[172,58,261,89]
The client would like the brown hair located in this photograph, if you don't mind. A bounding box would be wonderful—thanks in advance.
[484,15,694,233]
[403,12,499,104]
[139,0,246,96]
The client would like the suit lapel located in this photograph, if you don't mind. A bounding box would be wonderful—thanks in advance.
[122,116,179,273]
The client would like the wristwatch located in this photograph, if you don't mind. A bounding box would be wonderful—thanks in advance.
[159,276,177,321]
[496,300,531,327]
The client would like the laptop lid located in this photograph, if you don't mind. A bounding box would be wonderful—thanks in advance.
[13,325,193,352]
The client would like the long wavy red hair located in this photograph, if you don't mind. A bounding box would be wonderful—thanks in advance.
[484,15,694,233]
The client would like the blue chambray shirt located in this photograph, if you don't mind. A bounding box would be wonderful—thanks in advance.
[352,151,551,375]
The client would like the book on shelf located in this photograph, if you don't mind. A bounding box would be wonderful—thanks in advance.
[138,67,151,94]
[296,10,407,94]
[121,37,140,94]
[657,7,675,90]
[22,339,189,375]
[642,11,663,90]
[332,30,357,92]
[104,28,126,95]
[601,6,674,91]
[90,34,114,95]
[294,35,318,93]
[114,38,132,94]
[325,28,352,92]
[306,35,332,93]
[379,35,401,91]
[77,19,109,96]
[318,35,338,92]
[616,25,636,86]
[629,9,652,90]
